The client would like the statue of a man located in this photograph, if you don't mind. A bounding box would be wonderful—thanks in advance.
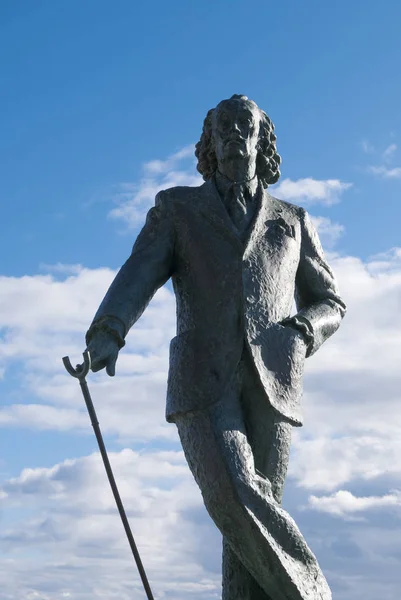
[85,95,346,600]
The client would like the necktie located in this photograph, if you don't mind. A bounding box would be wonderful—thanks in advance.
[225,183,251,235]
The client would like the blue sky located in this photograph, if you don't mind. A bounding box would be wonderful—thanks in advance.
[1,1,401,599]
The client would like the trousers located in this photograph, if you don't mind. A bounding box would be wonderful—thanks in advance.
[175,349,331,600]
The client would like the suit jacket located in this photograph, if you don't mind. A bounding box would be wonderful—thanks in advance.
[87,179,346,426]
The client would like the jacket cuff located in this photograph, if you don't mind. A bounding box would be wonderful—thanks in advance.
[85,316,126,349]
[281,315,314,357]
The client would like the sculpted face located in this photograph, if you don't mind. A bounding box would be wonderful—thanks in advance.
[212,100,261,166]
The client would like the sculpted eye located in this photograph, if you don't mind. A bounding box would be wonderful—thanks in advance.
[240,117,254,129]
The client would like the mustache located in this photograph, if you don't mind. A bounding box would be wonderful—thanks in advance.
[224,136,246,145]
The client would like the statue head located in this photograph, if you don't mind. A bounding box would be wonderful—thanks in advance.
[195,95,281,187]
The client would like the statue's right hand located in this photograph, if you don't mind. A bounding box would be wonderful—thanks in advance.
[86,330,120,376]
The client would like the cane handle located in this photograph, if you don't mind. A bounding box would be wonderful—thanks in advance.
[62,350,91,379]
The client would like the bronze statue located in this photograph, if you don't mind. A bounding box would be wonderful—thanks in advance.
[85,95,346,599]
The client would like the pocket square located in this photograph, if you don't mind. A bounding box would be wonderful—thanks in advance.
[267,217,295,239]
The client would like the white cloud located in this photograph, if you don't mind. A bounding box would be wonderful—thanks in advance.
[0,267,177,443]
[144,145,196,174]
[383,143,397,161]
[289,434,401,492]
[310,216,345,248]
[361,140,375,154]
[272,177,352,206]
[366,247,401,274]
[307,489,401,517]
[0,267,113,335]
[0,450,220,600]
[0,404,87,431]
[287,247,401,494]
[362,138,401,178]
[368,165,401,179]
[38,263,84,275]
[109,145,203,227]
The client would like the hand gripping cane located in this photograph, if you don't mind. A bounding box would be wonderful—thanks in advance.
[62,351,155,600]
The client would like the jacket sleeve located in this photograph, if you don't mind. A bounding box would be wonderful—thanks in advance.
[86,191,175,345]
[290,208,346,357]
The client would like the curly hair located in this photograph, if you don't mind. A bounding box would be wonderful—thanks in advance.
[195,95,281,187]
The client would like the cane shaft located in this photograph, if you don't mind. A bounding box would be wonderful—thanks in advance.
[79,379,155,600]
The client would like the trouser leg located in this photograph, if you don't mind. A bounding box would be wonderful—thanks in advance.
[175,364,331,600]
[222,352,293,599]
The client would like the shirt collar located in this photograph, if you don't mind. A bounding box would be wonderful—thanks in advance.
[215,170,260,201]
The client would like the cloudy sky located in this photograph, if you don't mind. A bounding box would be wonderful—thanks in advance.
[1,1,401,599]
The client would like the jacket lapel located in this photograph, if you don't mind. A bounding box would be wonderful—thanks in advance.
[197,180,243,253]
[243,189,284,259]
[197,180,288,258]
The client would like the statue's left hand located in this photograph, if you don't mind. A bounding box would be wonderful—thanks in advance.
[280,316,313,356]
[283,324,307,344]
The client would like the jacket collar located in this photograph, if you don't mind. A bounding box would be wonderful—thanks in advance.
[197,178,285,258]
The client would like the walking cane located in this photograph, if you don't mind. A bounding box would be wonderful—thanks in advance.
[62,350,155,600]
